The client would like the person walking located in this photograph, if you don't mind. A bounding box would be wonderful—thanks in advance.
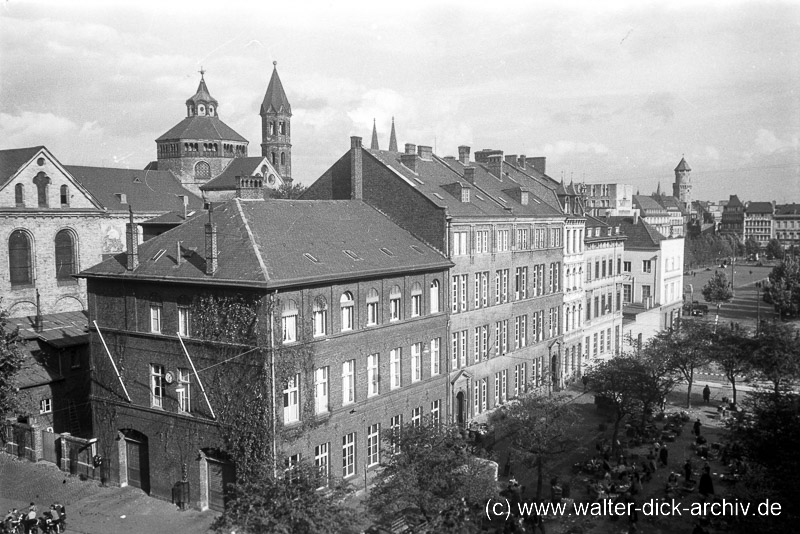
[659,443,669,467]
[699,465,715,499]
[693,419,702,438]
[702,385,711,404]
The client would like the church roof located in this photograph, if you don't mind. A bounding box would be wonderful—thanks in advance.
[371,119,379,150]
[260,62,291,115]
[0,146,45,187]
[389,117,398,152]
[200,157,278,191]
[185,75,218,107]
[155,115,247,143]
[79,199,452,288]
[674,157,691,172]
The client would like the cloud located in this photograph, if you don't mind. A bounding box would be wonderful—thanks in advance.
[0,111,79,142]
[530,140,610,157]
[754,128,799,154]
[641,92,675,123]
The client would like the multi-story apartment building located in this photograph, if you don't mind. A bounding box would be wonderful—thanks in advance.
[79,187,451,508]
[774,203,800,251]
[581,183,635,218]
[744,201,775,248]
[304,140,569,425]
[719,195,745,239]
[582,216,626,366]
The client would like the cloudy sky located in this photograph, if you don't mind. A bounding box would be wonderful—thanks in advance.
[1,0,798,203]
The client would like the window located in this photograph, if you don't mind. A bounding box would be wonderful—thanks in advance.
[194,161,211,180]
[623,261,632,273]
[474,381,481,414]
[514,315,527,349]
[150,364,165,408]
[9,230,33,286]
[33,172,49,207]
[516,228,529,250]
[178,368,191,413]
[481,378,488,411]
[390,286,402,321]
[367,288,379,325]
[515,267,527,300]
[315,443,329,488]
[313,297,328,337]
[342,360,355,405]
[496,229,509,252]
[15,183,24,206]
[642,260,652,273]
[150,301,162,334]
[39,398,52,414]
[368,354,379,397]
[501,370,507,403]
[431,400,441,426]
[623,284,632,304]
[282,300,298,343]
[411,406,422,427]
[60,185,69,207]
[452,275,467,313]
[340,292,354,331]
[54,230,77,280]
[593,333,598,356]
[475,230,489,253]
[315,367,329,414]
[390,415,403,455]
[283,374,300,424]
[342,433,355,478]
[279,121,286,135]
[453,231,468,255]
[430,338,440,375]
[642,285,652,301]
[514,364,526,397]
[607,328,612,352]
[411,343,421,382]
[411,283,422,317]
[429,281,440,314]
[600,331,605,354]
[367,424,380,466]
[458,330,467,366]
[390,348,401,389]
[178,303,191,337]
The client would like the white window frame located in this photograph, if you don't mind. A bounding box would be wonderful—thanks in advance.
[367,289,379,326]
[390,348,401,389]
[151,364,165,408]
[430,338,440,376]
[178,306,190,337]
[178,367,191,413]
[313,305,327,337]
[411,342,421,383]
[340,292,354,331]
[453,231,468,255]
[411,406,422,427]
[150,304,162,334]
[282,311,297,344]
[315,367,329,414]
[342,432,355,478]
[429,281,440,314]
[411,292,422,317]
[431,399,440,425]
[342,360,355,406]
[367,423,380,467]
[283,373,300,424]
[39,398,52,414]
[315,443,329,488]
[368,354,379,397]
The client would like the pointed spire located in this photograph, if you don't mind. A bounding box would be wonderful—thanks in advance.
[371,118,379,150]
[656,181,662,196]
[389,117,398,152]
[186,70,218,117]
[261,61,292,115]
[674,157,691,172]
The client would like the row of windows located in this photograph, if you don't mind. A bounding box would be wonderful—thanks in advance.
[9,229,77,286]
[283,282,441,343]
[586,291,621,320]
[450,264,561,314]
[270,151,287,167]
[452,226,562,256]
[565,228,585,254]
[267,121,289,136]
[586,257,621,282]
[150,364,192,413]
[283,339,441,424]
[472,361,551,416]
[586,327,617,358]
[14,177,70,208]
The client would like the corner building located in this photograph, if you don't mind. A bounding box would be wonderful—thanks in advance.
[304,139,570,425]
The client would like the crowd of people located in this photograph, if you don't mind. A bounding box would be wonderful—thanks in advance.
[2,502,65,533]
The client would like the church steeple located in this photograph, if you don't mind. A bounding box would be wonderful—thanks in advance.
[371,119,380,150]
[186,68,219,117]
[388,117,398,152]
[260,61,292,181]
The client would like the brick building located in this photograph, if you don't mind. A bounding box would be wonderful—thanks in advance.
[304,138,570,424]
[719,194,745,239]
[78,190,451,509]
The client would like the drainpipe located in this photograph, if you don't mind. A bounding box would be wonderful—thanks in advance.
[269,290,278,479]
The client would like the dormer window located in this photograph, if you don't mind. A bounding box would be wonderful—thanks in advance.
[198,104,206,116]
[521,191,529,206]
[461,187,470,203]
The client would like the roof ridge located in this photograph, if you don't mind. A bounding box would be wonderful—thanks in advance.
[234,199,270,281]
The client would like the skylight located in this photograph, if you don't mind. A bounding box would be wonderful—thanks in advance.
[497,197,508,204]
[412,177,424,185]
[152,249,166,262]
[433,193,444,200]
[343,250,362,261]
[304,253,320,264]
[380,247,394,256]
[410,245,425,255]
[475,194,485,201]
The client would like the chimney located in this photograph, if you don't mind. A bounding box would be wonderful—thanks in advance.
[504,154,517,165]
[517,155,526,169]
[176,240,182,266]
[236,175,265,200]
[633,210,640,225]
[400,143,419,173]
[350,136,363,200]
[463,167,475,184]
[527,157,546,175]
[458,146,471,165]
[177,194,188,219]
[125,205,139,271]
[205,204,218,275]
[417,145,433,160]
[487,153,504,179]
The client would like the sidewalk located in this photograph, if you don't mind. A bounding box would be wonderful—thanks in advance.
[0,453,217,533]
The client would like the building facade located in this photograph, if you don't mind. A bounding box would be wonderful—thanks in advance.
[774,203,800,251]
[744,201,775,248]
[719,195,745,239]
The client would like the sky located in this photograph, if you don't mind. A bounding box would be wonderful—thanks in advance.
[1,0,799,203]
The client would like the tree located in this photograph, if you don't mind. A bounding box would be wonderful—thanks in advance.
[269,181,307,199]
[701,271,734,327]
[709,326,756,405]
[636,346,679,427]
[489,394,578,500]
[749,321,800,398]
[765,238,785,260]
[212,461,359,534]
[745,235,761,258]
[0,301,25,415]
[766,258,800,318]
[650,320,714,408]
[367,422,497,531]
[585,358,644,456]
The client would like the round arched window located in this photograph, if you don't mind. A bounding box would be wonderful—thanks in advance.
[198,104,206,115]
[194,161,211,180]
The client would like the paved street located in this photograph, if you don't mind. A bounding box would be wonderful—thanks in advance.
[0,453,216,533]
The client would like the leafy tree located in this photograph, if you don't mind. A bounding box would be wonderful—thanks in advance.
[635,346,679,427]
[765,238,785,260]
[709,326,756,405]
[750,321,800,398]
[702,271,734,327]
[269,180,308,199]
[0,301,25,415]
[489,394,578,500]
[367,422,497,531]
[766,258,800,318]
[585,358,643,456]
[745,235,761,258]
[651,320,714,408]
[212,461,358,534]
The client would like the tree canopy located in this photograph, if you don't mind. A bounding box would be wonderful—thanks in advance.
[269,181,308,199]
[0,302,25,416]
[766,258,800,318]
[765,238,785,260]
[648,320,714,408]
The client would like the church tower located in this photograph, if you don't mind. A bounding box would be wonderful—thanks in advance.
[673,157,692,212]
[260,62,292,181]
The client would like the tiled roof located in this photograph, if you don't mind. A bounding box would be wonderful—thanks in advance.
[607,216,665,249]
[674,158,691,172]
[260,64,291,115]
[7,311,89,349]
[200,157,273,191]
[66,165,204,213]
[726,194,743,207]
[186,76,218,107]
[155,116,247,143]
[80,199,452,288]
[775,203,800,216]
[140,209,201,226]
[0,146,45,188]
[746,201,774,214]
[16,349,64,390]
[633,195,668,214]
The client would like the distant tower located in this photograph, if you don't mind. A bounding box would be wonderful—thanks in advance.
[371,119,380,150]
[388,117,398,152]
[673,157,692,212]
[260,62,292,181]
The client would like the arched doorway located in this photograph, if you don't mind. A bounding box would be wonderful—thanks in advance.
[119,430,150,494]
[456,391,465,426]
